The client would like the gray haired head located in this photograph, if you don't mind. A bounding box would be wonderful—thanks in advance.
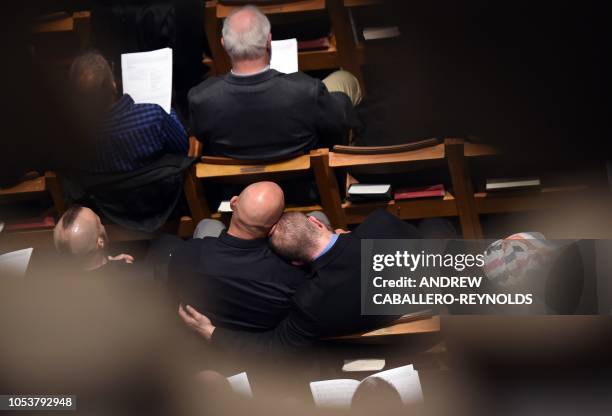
[222,5,271,62]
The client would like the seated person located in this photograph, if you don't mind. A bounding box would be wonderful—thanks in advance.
[69,51,189,174]
[54,205,136,272]
[179,209,420,356]
[170,182,308,332]
[53,205,181,281]
[188,5,362,160]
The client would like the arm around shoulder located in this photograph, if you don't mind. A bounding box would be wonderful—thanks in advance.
[211,304,319,358]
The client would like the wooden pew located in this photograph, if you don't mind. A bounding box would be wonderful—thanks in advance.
[327,315,441,343]
[343,0,384,6]
[31,11,91,51]
[184,148,347,229]
[328,138,497,238]
[204,0,365,88]
[318,315,445,382]
[0,172,67,252]
[0,171,66,221]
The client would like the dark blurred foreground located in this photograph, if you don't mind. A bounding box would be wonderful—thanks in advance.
[0,269,611,416]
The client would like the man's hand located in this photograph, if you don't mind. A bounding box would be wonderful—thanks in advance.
[108,254,134,264]
[178,304,216,341]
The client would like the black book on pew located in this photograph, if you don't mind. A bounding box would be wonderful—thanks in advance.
[347,184,392,202]
[485,177,541,193]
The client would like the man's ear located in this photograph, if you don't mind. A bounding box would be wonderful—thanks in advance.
[221,37,225,49]
[266,33,272,53]
[307,215,324,229]
[97,236,105,250]
[229,196,238,210]
[268,223,278,237]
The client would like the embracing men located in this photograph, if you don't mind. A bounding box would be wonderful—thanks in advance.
[173,181,420,356]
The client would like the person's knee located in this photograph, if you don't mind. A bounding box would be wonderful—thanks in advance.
[193,219,226,239]
[323,70,362,106]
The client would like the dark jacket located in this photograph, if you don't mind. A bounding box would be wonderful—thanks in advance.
[211,209,421,356]
[188,69,350,160]
[62,154,193,233]
[168,231,307,332]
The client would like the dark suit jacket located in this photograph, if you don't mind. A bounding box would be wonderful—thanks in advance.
[211,210,421,356]
[168,231,307,332]
[188,69,349,160]
[61,154,193,233]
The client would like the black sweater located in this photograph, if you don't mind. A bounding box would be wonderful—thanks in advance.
[212,210,420,356]
[188,69,349,160]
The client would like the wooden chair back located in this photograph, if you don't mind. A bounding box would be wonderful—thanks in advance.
[184,148,347,228]
[327,139,497,237]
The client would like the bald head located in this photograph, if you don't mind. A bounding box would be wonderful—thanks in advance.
[229,182,284,238]
[222,5,271,63]
[54,206,108,269]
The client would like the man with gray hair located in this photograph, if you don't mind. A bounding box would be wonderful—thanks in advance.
[188,5,362,161]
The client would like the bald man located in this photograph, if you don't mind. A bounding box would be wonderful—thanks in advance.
[169,182,308,332]
[53,205,134,272]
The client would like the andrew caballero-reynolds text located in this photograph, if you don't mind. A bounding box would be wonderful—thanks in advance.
[369,251,533,306]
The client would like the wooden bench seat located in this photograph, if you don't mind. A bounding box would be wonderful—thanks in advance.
[185,148,347,228]
[327,316,441,343]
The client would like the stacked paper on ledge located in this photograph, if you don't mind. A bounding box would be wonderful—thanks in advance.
[348,184,392,201]
[486,177,541,192]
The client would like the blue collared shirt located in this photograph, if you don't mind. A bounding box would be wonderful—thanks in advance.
[313,233,339,261]
[90,94,189,173]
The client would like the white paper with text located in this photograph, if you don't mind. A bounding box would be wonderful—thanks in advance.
[121,48,173,113]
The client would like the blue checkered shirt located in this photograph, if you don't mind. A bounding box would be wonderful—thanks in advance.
[91,94,189,173]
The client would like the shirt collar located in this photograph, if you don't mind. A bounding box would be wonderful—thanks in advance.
[224,68,281,85]
[218,230,268,249]
[230,65,271,77]
[311,233,350,271]
[313,233,339,261]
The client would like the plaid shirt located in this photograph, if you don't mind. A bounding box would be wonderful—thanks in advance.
[91,94,188,173]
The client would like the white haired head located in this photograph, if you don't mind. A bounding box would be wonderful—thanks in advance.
[222,5,271,63]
